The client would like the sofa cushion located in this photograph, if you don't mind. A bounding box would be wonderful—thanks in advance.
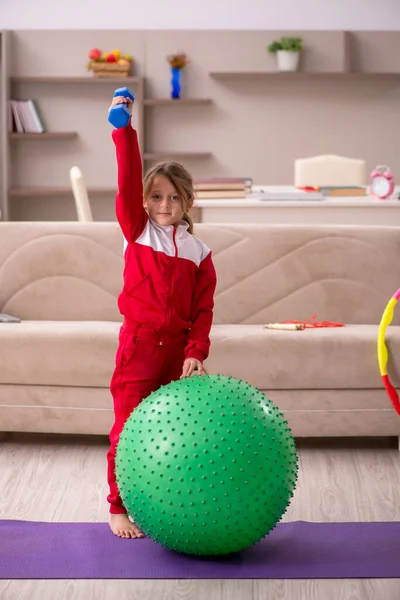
[0,321,120,387]
[1,321,399,391]
[207,324,400,390]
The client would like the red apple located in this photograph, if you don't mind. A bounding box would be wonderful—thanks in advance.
[88,48,102,61]
[106,53,117,63]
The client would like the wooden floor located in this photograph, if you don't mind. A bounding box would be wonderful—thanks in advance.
[0,433,399,600]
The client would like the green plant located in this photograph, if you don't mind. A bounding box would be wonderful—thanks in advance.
[267,36,303,54]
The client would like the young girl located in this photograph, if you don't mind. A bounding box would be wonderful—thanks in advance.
[106,94,217,539]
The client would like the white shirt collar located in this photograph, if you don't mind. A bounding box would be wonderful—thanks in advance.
[149,218,190,236]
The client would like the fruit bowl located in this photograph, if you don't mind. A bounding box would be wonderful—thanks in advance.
[87,48,133,78]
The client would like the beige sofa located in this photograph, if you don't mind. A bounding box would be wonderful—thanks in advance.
[1,221,400,440]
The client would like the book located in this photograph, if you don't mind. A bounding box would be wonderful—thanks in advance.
[319,186,367,197]
[195,189,248,199]
[194,177,252,193]
[9,99,45,134]
[195,182,248,191]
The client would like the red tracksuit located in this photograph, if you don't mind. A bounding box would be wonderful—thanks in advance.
[106,121,217,514]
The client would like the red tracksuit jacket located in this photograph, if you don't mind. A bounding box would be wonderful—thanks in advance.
[113,123,217,363]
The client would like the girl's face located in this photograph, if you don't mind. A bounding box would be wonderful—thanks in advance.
[144,175,184,228]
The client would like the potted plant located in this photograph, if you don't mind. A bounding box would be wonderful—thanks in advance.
[167,53,189,99]
[267,37,303,72]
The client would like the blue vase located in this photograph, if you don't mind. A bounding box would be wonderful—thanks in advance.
[170,67,181,99]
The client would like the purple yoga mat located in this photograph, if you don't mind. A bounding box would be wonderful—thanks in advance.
[0,520,399,580]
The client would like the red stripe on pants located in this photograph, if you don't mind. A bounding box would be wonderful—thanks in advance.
[107,325,186,514]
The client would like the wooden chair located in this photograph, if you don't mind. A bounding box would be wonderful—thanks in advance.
[69,166,93,222]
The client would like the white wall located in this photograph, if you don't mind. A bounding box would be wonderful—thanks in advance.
[1,0,400,30]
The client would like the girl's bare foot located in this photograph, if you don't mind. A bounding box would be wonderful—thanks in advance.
[110,514,145,539]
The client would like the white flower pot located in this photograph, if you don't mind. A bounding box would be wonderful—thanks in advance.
[276,51,300,72]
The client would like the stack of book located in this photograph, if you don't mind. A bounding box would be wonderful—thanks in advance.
[194,177,252,199]
[319,186,367,197]
[9,99,45,134]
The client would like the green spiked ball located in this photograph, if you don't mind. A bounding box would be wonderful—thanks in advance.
[115,375,298,556]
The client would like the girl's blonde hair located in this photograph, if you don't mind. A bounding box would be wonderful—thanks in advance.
[143,161,195,234]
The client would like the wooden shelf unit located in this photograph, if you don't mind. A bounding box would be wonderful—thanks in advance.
[2,29,400,221]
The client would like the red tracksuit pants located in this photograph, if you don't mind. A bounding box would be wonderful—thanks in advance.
[106,324,186,515]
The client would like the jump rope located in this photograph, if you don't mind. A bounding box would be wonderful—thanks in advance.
[264,302,400,416]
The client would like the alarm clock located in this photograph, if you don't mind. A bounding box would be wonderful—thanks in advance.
[370,165,395,199]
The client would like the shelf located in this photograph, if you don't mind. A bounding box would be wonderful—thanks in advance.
[209,71,400,81]
[9,187,116,198]
[143,152,212,160]
[144,98,212,106]
[9,132,78,140]
[10,76,142,84]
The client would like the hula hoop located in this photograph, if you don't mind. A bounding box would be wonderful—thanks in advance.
[377,288,400,415]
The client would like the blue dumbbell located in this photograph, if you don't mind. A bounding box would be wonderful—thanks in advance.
[108,87,135,128]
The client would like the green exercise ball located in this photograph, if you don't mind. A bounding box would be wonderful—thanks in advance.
[115,374,298,556]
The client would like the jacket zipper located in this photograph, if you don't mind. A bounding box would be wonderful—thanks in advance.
[163,227,178,336]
